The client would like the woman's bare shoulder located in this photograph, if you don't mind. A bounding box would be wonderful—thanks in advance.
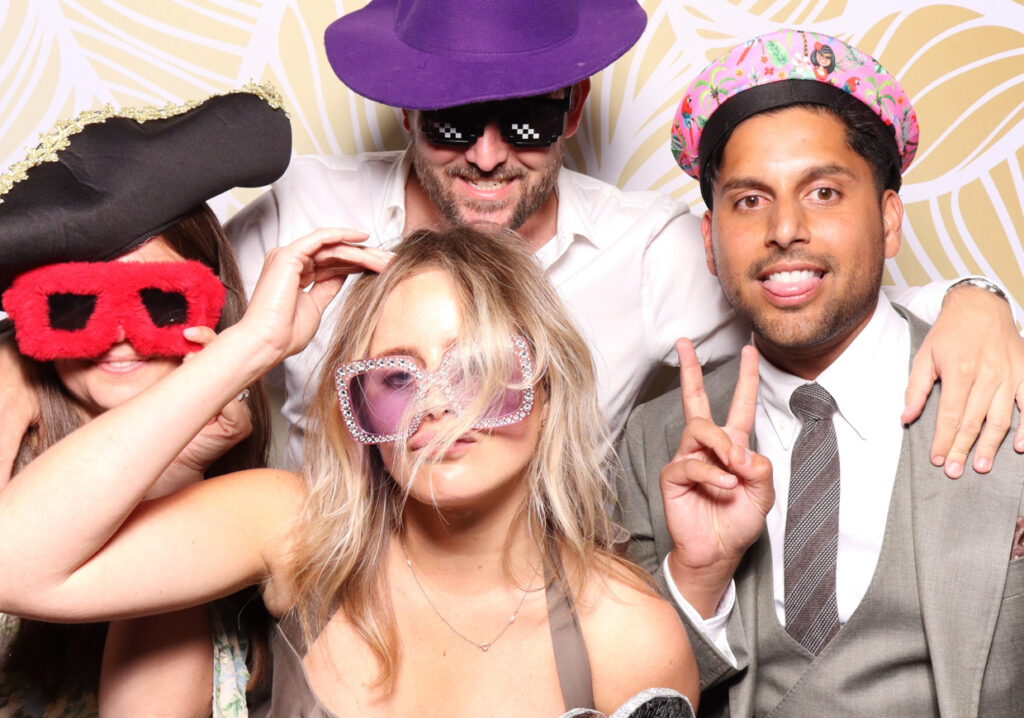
[574,556,700,714]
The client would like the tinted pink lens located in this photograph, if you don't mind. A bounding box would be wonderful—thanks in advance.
[348,367,419,436]
[483,386,526,422]
[450,355,526,424]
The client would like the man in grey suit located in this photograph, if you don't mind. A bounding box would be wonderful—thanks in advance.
[619,29,1024,717]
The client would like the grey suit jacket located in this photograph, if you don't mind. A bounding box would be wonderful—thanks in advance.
[617,308,1024,718]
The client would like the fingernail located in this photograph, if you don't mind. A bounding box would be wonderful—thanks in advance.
[183,326,201,340]
[945,460,963,479]
[741,447,752,465]
[732,447,751,466]
[975,457,992,473]
[931,455,944,467]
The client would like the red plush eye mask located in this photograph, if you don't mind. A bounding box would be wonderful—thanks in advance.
[2,260,225,360]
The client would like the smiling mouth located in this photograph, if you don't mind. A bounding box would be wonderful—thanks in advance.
[465,178,511,191]
[765,269,822,283]
[759,267,826,300]
[91,348,147,367]
[91,357,147,375]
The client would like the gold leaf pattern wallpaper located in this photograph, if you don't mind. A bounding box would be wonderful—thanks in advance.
[2,1,1023,314]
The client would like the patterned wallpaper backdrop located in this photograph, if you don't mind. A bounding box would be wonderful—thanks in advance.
[2,1,1024,315]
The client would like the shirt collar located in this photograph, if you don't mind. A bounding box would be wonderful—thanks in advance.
[534,168,602,267]
[757,292,910,450]
[376,149,414,249]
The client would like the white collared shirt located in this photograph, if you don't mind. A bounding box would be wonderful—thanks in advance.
[227,149,949,467]
[665,293,911,663]
[227,149,749,465]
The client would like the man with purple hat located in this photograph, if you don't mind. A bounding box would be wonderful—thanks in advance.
[225,0,1023,478]
[619,29,1023,717]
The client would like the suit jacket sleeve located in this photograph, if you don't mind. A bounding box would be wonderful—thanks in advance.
[615,384,750,693]
[615,398,665,578]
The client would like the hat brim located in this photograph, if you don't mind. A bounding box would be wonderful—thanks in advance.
[324,0,647,110]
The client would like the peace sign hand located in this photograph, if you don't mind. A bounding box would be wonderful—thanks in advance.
[660,339,774,618]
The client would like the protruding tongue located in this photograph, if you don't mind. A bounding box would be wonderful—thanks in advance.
[762,270,821,297]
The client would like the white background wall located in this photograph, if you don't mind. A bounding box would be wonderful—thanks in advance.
[2,1,1023,312]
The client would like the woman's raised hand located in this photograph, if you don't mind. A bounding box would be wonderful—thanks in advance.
[146,326,255,498]
[235,228,392,362]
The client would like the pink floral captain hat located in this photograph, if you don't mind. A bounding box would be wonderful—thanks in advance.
[671,29,919,205]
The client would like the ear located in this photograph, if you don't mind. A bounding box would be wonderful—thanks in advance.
[701,210,718,276]
[402,108,415,134]
[881,189,903,259]
[563,79,590,139]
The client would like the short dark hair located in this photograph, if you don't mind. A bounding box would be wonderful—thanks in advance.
[700,98,902,208]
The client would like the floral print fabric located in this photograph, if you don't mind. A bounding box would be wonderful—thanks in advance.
[0,607,248,718]
[671,28,919,178]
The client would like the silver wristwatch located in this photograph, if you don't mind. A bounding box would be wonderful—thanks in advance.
[947,277,1008,302]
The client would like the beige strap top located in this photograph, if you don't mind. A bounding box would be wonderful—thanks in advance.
[251,563,593,716]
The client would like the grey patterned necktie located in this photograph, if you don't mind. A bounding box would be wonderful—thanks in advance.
[784,382,841,654]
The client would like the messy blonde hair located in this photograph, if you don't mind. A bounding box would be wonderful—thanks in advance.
[291,226,627,690]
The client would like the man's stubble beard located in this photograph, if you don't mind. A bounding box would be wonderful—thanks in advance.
[411,142,563,232]
[715,224,886,353]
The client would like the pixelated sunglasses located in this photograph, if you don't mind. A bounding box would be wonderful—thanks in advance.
[2,260,225,360]
[420,95,572,148]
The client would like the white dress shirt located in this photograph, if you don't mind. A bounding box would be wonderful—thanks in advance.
[665,293,911,664]
[227,150,748,464]
[226,149,950,466]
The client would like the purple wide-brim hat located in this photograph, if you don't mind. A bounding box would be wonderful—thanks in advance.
[671,28,919,182]
[324,0,647,110]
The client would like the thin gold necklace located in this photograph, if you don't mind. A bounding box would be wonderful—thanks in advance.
[400,538,538,653]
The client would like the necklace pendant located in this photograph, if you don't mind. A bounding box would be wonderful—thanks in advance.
[480,643,490,652]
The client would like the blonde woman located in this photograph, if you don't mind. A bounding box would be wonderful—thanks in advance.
[0,226,698,716]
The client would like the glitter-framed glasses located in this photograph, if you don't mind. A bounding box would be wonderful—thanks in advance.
[335,335,535,445]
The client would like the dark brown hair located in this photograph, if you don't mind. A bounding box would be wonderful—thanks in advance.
[700,99,902,208]
[4,203,272,699]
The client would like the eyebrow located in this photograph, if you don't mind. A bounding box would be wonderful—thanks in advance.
[370,341,458,367]
[718,163,858,196]
[365,347,422,369]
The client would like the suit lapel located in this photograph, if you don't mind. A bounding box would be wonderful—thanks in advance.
[902,311,1024,717]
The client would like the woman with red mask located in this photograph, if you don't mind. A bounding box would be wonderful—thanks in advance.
[0,86,289,717]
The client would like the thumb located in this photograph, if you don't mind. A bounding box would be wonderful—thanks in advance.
[728,444,774,514]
